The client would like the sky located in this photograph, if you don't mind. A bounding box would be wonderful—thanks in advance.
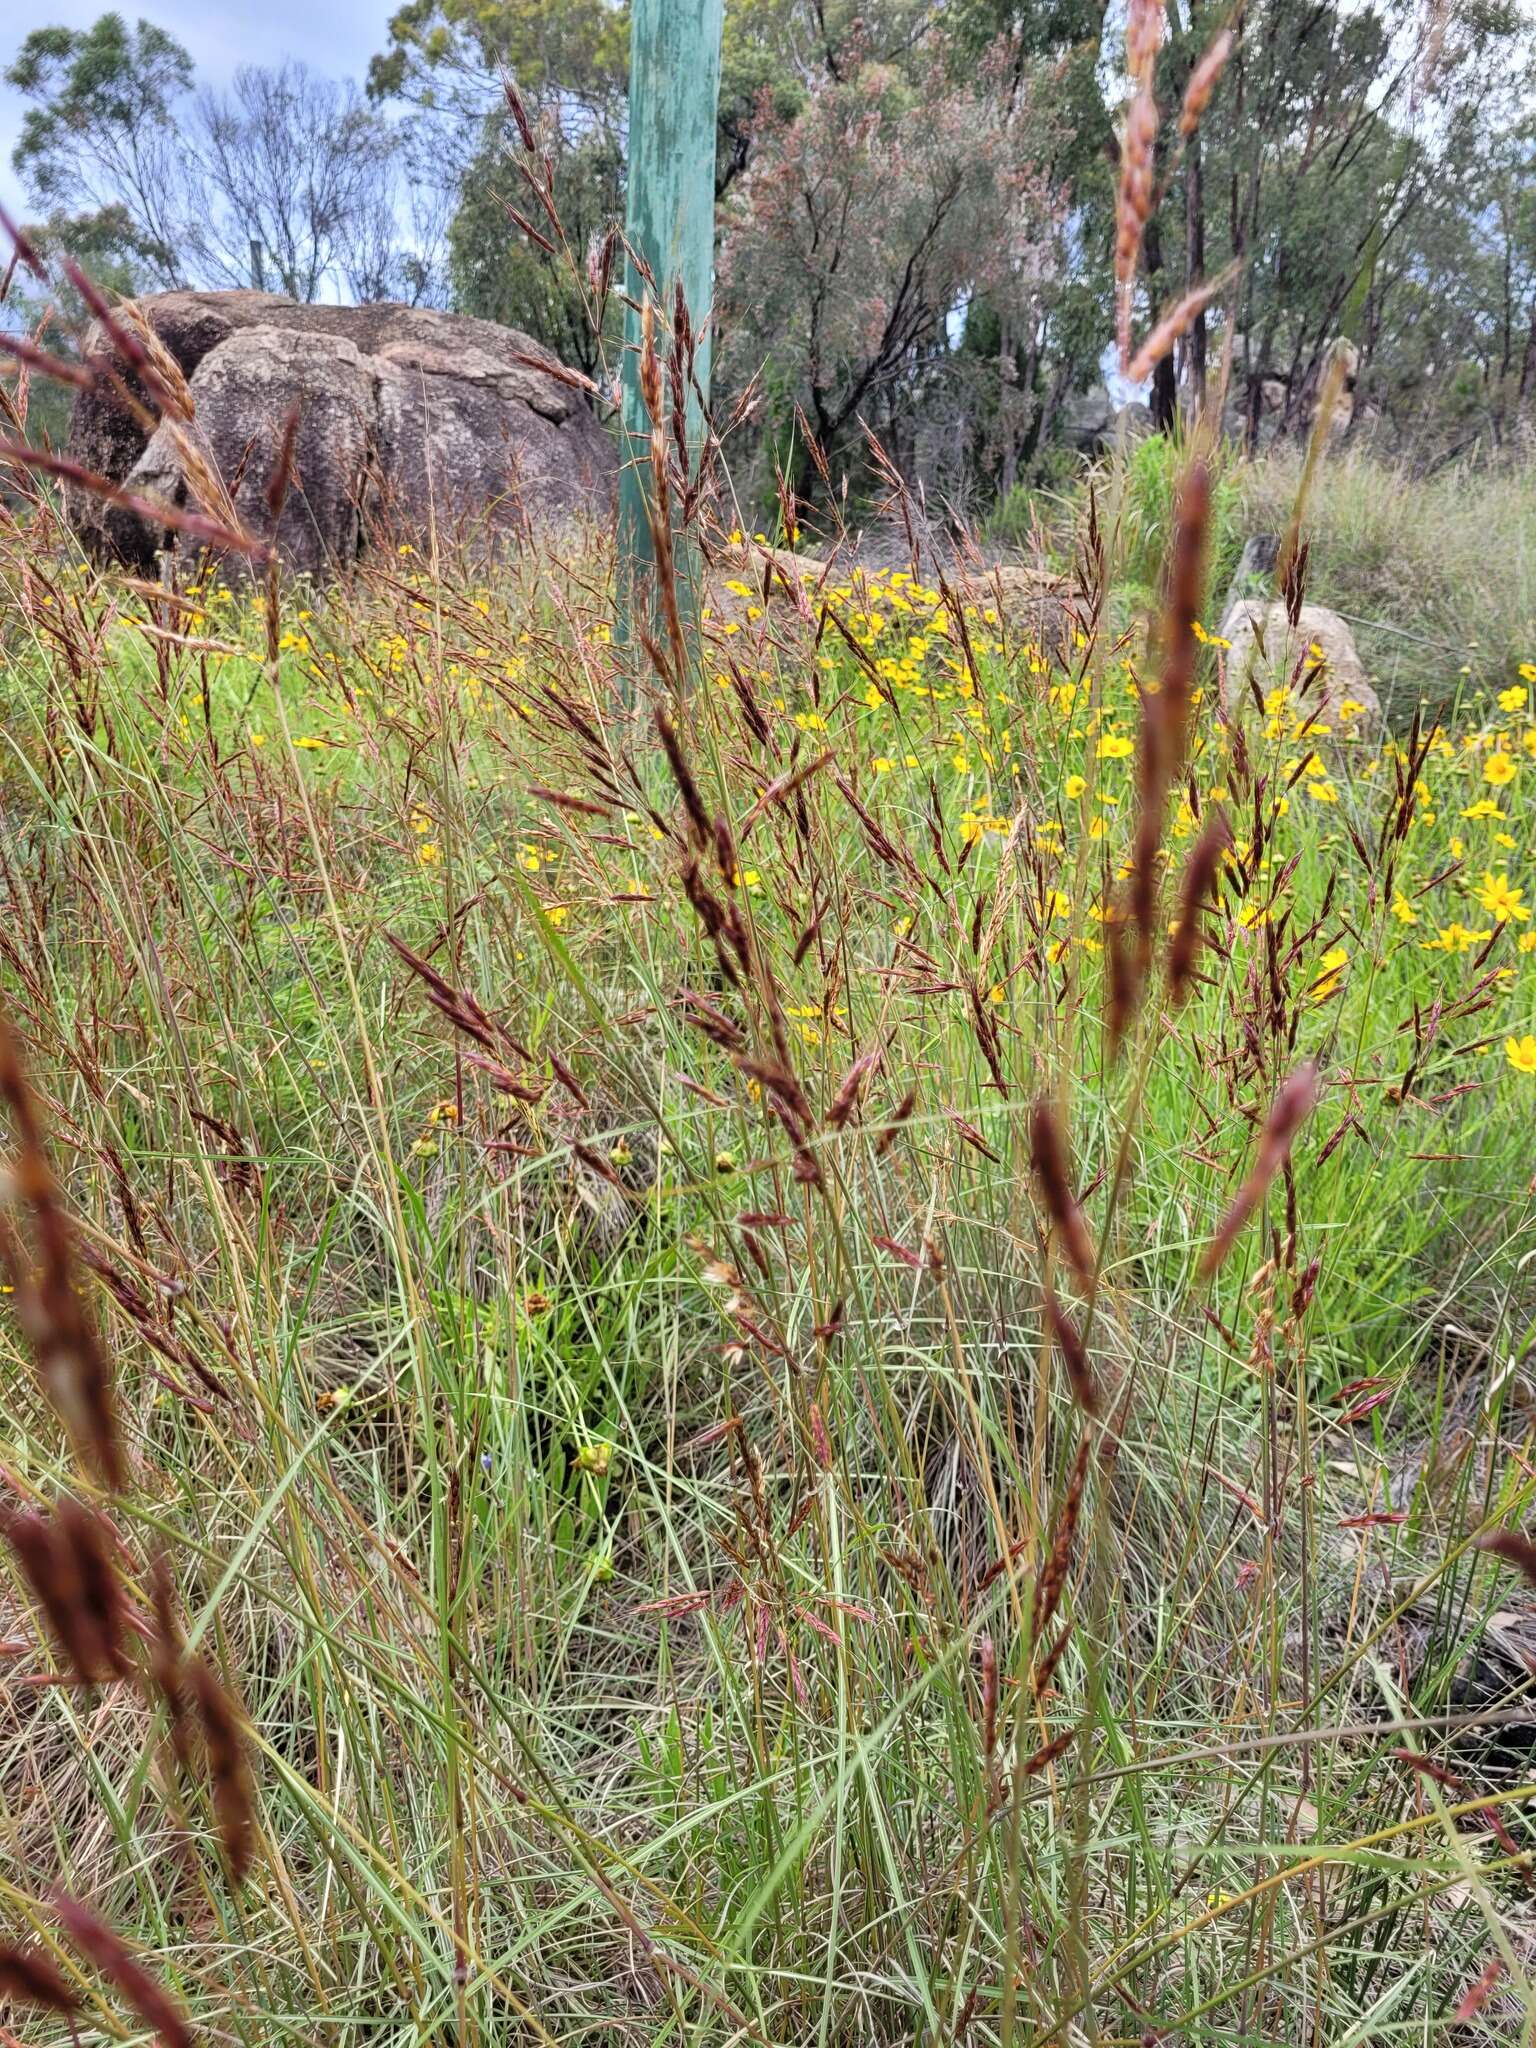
[1,0,393,217]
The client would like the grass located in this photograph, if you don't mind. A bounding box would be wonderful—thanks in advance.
[1002,431,1536,730]
[1239,447,1536,719]
[2,423,1536,2048]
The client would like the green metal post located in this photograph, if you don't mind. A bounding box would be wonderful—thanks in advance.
[616,0,723,671]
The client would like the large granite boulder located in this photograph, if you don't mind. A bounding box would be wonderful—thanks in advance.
[65,290,615,575]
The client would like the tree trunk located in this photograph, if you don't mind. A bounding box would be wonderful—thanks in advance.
[1030,354,1069,467]
[1143,218,1178,434]
[1184,128,1207,420]
[999,317,1018,500]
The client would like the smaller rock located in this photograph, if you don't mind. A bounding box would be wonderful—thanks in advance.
[1060,391,1155,455]
[1061,387,1114,453]
[705,541,1079,661]
[1218,598,1381,732]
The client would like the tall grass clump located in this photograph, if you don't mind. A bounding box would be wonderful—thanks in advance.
[3,63,1536,2048]
[1242,442,1536,708]
[1105,425,1246,608]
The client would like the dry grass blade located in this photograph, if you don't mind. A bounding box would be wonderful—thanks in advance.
[59,258,186,424]
[264,403,301,521]
[827,1048,880,1130]
[978,1634,998,1758]
[1118,461,1210,1040]
[0,202,49,280]
[1453,1960,1504,2022]
[1152,461,1207,775]
[501,187,558,254]
[112,298,194,421]
[510,351,601,399]
[149,1550,193,1774]
[1032,1619,1074,1696]
[739,751,834,839]
[1114,0,1163,370]
[875,1085,918,1156]
[529,785,610,817]
[384,931,504,1054]
[1276,339,1352,597]
[502,76,537,151]
[656,708,711,849]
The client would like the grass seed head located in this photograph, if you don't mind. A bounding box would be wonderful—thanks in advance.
[54,1893,194,2048]
[0,1942,80,2014]
[1029,1102,1097,1292]
[187,1654,257,1884]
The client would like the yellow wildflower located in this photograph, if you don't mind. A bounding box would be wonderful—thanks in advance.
[1312,946,1349,999]
[1476,872,1529,923]
[1424,922,1492,953]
